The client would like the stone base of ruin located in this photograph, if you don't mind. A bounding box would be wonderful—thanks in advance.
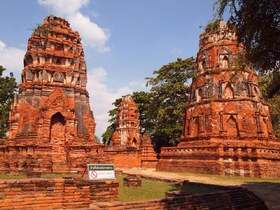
[0,139,111,174]
[123,175,142,187]
[157,138,280,178]
[140,144,158,168]
[104,144,158,168]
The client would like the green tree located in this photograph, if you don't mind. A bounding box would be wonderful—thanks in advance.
[94,135,101,143]
[145,57,195,151]
[0,66,18,139]
[130,91,152,135]
[258,73,280,138]
[102,57,195,152]
[214,0,280,95]
[101,97,122,145]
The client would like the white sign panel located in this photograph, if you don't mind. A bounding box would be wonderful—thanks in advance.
[87,164,115,180]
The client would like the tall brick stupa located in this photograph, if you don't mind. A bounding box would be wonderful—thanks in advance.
[111,95,142,149]
[0,15,106,174]
[107,95,158,168]
[157,21,280,177]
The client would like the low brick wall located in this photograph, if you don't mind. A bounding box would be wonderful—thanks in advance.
[105,150,142,167]
[94,188,267,210]
[0,177,119,209]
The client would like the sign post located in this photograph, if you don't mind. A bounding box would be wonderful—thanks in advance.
[87,164,115,180]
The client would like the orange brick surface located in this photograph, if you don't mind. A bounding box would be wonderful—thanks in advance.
[157,21,280,178]
[0,15,108,174]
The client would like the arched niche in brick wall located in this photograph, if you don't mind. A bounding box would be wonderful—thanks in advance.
[261,117,268,137]
[50,112,69,173]
[226,115,239,137]
[225,85,234,99]
[132,138,137,147]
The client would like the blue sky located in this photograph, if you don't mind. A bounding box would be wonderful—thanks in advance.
[0,0,224,138]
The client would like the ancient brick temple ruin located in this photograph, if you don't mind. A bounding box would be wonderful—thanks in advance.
[106,95,158,167]
[0,15,107,174]
[157,21,280,177]
[111,95,142,149]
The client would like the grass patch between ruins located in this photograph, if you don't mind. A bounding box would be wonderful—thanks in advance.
[116,175,216,202]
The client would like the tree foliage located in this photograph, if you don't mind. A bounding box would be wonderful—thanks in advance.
[214,0,280,95]
[101,98,122,145]
[145,57,195,150]
[94,135,101,143]
[101,57,195,151]
[258,73,280,138]
[0,66,18,139]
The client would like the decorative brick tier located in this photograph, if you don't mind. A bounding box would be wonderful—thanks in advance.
[157,20,280,178]
[157,140,280,177]
[0,177,119,209]
[140,135,158,168]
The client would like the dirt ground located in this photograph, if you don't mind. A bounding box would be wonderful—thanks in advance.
[119,167,280,210]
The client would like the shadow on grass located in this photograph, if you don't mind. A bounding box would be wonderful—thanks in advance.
[241,181,280,210]
[169,184,217,194]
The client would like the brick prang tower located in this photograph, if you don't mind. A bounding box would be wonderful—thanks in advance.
[4,15,105,174]
[111,95,142,149]
[157,21,280,178]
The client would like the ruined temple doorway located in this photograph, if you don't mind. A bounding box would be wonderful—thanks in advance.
[227,115,239,137]
[50,112,69,173]
[132,138,137,147]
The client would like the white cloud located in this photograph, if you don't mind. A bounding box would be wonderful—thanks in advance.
[90,11,99,18]
[0,40,25,77]
[68,13,110,51]
[129,80,146,88]
[37,0,110,52]
[171,47,182,54]
[37,0,89,16]
[87,67,133,138]
[0,41,5,51]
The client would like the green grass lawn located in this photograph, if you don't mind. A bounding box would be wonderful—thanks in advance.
[116,175,216,202]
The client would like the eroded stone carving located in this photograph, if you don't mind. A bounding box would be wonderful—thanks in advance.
[53,72,64,83]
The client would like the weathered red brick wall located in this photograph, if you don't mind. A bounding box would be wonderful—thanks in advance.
[105,150,142,168]
[0,177,119,209]
[0,142,109,174]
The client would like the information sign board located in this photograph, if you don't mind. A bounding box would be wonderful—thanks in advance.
[87,164,115,180]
